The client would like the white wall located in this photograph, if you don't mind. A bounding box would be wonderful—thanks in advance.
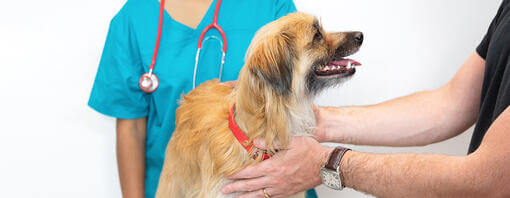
[0,0,501,197]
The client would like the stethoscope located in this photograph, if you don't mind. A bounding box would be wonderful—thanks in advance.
[139,0,227,93]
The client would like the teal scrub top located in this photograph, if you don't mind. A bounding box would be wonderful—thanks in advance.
[89,0,317,197]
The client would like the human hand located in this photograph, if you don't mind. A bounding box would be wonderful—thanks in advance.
[221,136,334,198]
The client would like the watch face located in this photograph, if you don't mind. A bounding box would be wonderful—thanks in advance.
[320,167,342,190]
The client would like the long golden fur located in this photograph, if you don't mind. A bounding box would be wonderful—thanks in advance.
[156,12,363,198]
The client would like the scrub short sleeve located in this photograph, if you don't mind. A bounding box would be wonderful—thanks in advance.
[88,12,149,119]
[274,0,297,20]
[477,0,508,59]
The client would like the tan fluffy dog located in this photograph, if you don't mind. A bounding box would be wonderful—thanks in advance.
[156,12,363,198]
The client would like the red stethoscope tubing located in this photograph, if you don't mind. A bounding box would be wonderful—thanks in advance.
[197,0,227,53]
[148,0,166,73]
[141,0,226,93]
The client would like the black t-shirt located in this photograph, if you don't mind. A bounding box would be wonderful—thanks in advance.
[469,0,510,153]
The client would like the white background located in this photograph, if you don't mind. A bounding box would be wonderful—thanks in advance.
[0,0,502,197]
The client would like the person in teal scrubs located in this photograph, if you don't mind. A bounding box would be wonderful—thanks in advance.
[89,0,317,197]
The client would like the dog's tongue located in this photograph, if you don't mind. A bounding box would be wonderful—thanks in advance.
[326,59,361,67]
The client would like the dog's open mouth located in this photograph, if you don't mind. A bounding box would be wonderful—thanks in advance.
[314,58,361,77]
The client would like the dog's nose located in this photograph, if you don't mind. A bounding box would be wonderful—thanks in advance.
[353,32,363,45]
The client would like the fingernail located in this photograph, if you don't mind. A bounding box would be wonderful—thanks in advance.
[221,187,230,194]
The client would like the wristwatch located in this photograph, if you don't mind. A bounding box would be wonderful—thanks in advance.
[320,146,351,190]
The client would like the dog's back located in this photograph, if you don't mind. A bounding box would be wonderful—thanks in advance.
[156,80,250,198]
[154,12,361,197]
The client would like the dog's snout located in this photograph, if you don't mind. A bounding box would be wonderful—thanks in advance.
[330,31,364,58]
[353,32,363,45]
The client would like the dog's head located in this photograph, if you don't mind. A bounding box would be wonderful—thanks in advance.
[241,12,363,99]
[236,12,363,150]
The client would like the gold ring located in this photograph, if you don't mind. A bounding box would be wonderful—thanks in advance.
[263,188,271,198]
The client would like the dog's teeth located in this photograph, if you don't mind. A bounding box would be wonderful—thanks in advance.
[347,61,352,69]
[325,66,330,70]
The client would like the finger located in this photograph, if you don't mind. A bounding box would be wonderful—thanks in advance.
[227,157,281,179]
[222,177,273,194]
[237,188,282,198]
[236,190,267,198]
[253,138,283,150]
[235,189,265,198]
[226,163,267,179]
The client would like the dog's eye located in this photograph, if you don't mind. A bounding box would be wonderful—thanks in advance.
[314,31,323,41]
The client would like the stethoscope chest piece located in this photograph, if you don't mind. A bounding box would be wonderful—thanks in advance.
[139,73,159,93]
[140,0,226,93]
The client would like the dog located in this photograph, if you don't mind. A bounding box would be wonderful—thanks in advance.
[155,12,363,198]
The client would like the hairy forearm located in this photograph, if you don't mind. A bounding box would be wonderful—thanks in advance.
[317,90,451,146]
[316,53,484,146]
[341,151,470,197]
[339,107,510,198]
[318,90,474,146]
[340,150,508,198]
[116,118,147,198]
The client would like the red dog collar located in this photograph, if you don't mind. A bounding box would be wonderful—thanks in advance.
[229,104,272,160]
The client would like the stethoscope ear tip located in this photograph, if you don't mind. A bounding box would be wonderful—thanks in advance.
[139,73,159,93]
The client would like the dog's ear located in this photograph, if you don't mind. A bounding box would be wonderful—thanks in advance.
[246,31,295,96]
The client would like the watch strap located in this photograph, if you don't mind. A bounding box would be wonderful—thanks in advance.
[325,146,351,171]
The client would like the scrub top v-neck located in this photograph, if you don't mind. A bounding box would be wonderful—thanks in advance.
[88,0,298,197]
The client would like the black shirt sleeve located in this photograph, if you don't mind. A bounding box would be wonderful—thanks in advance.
[477,0,509,59]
